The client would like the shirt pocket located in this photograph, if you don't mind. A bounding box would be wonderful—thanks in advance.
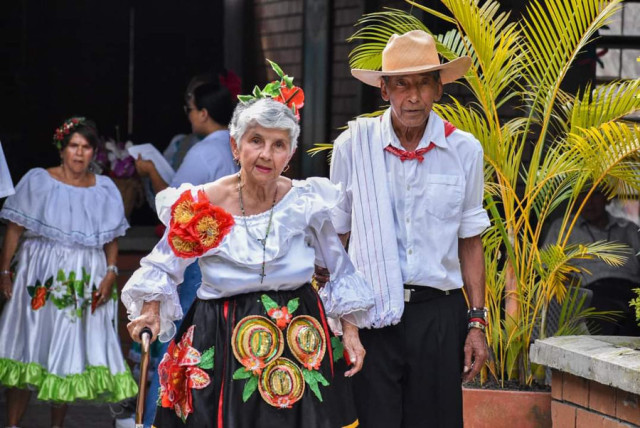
[424,174,464,220]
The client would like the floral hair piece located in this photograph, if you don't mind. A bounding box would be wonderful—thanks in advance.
[53,116,86,150]
[237,60,305,120]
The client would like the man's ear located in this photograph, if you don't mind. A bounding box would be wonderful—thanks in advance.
[435,81,444,102]
[380,79,390,102]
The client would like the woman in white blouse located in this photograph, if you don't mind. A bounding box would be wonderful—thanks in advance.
[123,97,372,427]
[0,117,136,427]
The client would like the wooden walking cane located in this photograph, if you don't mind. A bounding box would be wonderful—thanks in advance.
[135,327,153,428]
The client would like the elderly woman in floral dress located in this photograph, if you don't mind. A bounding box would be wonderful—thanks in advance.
[123,64,372,428]
[0,117,137,428]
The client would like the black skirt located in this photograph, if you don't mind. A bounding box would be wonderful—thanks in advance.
[152,283,359,428]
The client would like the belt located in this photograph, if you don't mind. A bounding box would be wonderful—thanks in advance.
[403,285,461,303]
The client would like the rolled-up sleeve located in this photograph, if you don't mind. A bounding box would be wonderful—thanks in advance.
[329,131,354,234]
[458,143,490,238]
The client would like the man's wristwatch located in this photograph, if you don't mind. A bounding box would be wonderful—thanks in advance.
[106,265,119,276]
[467,306,488,332]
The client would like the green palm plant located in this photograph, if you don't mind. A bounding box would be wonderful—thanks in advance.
[315,0,640,387]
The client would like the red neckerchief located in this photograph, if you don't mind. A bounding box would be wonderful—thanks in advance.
[383,119,456,163]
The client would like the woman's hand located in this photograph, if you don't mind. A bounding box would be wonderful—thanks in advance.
[127,301,161,344]
[94,272,116,308]
[135,154,157,177]
[341,319,366,377]
[0,274,12,300]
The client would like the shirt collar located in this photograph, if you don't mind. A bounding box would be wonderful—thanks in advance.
[381,109,449,150]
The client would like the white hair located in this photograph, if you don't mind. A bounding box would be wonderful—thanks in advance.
[229,98,300,153]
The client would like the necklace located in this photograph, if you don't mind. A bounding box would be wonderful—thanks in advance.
[237,172,278,283]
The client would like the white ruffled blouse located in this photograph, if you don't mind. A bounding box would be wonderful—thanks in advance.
[0,168,129,247]
[122,177,374,342]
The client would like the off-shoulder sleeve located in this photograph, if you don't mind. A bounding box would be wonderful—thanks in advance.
[0,168,128,247]
[121,184,201,342]
[154,183,199,226]
[298,178,374,328]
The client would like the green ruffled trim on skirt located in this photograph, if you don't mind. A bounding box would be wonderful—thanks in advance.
[0,357,138,403]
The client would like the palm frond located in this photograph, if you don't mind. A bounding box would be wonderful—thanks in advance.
[348,9,429,71]
[570,79,640,131]
[539,241,629,278]
[307,144,335,160]
[404,0,456,24]
[571,122,640,196]
[521,0,623,190]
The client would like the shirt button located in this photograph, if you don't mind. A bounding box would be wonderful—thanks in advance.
[406,185,410,191]
[406,218,410,223]
[408,249,413,255]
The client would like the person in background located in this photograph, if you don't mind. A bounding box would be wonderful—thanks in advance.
[543,188,640,335]
[327,30,490,427]
[0,117,137,428]
[135,70,241,194]
[0,142,14,198]
[134,72,240,427]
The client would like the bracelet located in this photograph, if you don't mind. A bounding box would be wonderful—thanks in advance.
[468,317,487,326]
[106,265,119,276]
[0,270,11,276]
[468,321,486,332]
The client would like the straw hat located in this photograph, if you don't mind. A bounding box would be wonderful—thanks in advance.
[351,30,471,87]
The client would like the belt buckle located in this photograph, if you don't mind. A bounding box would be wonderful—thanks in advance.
[444,289,450,296]
[404,289,412,303]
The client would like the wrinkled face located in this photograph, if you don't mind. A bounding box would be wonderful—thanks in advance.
[61,133,94,174]
[233,125,294,184]
[380,72,443,130]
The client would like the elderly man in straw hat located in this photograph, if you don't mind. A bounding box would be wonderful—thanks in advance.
[327,30,491,427]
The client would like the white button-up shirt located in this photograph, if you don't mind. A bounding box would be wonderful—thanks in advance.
[330,109,490,290]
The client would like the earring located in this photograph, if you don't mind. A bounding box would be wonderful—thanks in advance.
[283,164,290,173]
[234,157,240,166]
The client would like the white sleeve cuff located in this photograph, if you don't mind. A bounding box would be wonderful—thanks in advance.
[458,205,491,238]
[121,267,183,342]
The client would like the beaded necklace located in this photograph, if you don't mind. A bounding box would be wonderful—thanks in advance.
[237,172,278,283]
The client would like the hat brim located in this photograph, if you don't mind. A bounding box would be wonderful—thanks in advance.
[351,56,472,87]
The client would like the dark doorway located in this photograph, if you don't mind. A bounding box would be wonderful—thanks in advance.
[1,0,225,184]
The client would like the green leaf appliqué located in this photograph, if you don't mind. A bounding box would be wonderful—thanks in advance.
[261,294,279,312]
[198,346,215,370]
[287,298,300,314]
[242,376,258,402]
[331,336,344,362]
[232,367,253,380]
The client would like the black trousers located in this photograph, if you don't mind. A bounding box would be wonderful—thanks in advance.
[353,291,467,428]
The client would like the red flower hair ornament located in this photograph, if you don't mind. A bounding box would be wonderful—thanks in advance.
[237,60,305,120]
[168,189,235,258]
[53,117,86,150]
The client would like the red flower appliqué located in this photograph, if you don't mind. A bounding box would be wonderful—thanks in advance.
[158,325,211,422]
[168,189,235,258]
[267,306,292,329]
[31,286,47,310]
[241,355,267,376]
[273,82,305,120]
